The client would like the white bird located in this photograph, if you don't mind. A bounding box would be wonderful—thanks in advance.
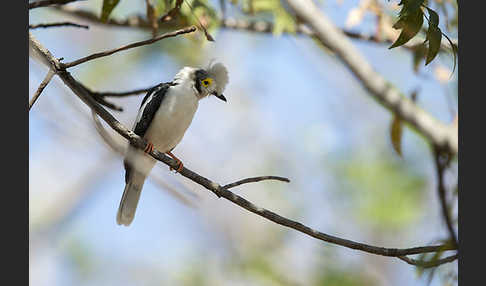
[117,62,229,226]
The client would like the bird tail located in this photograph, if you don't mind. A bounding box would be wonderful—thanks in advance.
[117,172,146,226]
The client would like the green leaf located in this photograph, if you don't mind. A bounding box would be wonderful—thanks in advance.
[412,43,427,72]
[426,7,439,27]
[273,6,296,36]
[399,0,425,17]
[423,6,456,72]
[425,26,442,65]
[390,115,403,157]
[101,0,121,22]
[389,9,424,49]
[392,17,407,29]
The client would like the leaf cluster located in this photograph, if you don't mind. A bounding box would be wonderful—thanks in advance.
[389,0,456,70]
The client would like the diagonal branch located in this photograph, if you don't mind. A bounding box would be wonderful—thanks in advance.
[75,80,123,111]
[398,254,458,268]
[29,0,83,9]
[75,82,157,111]
[223,176,290,189]
[84,85,155,98]
[284,0,457,156]
[29,69,55,111]
[61,26,197,68]
[29,22,89,29]
[29,32,457,264]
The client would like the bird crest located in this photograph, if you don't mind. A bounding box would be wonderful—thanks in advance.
[206,61,229,96]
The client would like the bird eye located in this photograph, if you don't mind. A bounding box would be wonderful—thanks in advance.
[202,78,212,87]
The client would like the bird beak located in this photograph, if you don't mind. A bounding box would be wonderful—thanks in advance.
[212,91,227,102]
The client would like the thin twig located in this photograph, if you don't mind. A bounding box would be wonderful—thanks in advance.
[30,31,457,265]
[29,0,83,9]
[29,69,55,111]
[87,85,155,97]
[80,82,156,111]
[29,22,89,29]
[77,81,123,111]
[51,6,457,52]
[434,148,458,248]
[398,254,458,268]
[61,26,197,68]
[223,176,290,189]
[183,0,214,41]
[91,96,123,111]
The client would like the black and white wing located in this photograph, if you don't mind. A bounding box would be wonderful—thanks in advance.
[133,82,174,137]
[124,82,173,184]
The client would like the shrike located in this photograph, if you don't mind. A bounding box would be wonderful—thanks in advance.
[117,62,229,226]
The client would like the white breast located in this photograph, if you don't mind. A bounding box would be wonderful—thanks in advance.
[143,83,199,153]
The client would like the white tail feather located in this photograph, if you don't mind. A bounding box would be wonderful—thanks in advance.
[117,172,146,226]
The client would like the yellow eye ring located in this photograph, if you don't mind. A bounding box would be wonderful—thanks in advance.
[202,77,213,87]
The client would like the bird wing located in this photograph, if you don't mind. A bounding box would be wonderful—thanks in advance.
[124,82,174,184]
[133,82,174,137]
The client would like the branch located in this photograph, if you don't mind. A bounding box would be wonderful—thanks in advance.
[29,69,55,111]
[434,148,458,248]
[29,22,89,29]
[223,176,291,189]
[51,6,457,52]
[85,85,155,98]
[52,6,153,28]
[220,18,455,52]
[73,81,123,111]
[78,82,156,111]
[61,26,197,68]
[398,254,458,268]
[29,32,457,264]
[29,0,83,9]
[284,0,457,156]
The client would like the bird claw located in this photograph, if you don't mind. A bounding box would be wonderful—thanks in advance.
[144,142,154,154]
[169,160,184,173]
[166,151,183,173]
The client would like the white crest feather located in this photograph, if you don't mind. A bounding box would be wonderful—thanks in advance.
[206,62,229,95]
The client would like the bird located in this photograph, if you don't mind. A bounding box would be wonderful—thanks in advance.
[117,62,229,226]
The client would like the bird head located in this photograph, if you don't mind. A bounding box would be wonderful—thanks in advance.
[192,62,229,102]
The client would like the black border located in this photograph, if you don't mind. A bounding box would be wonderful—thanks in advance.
[8,0,28,284]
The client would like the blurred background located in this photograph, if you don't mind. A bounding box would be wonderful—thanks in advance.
[29,0,458,285]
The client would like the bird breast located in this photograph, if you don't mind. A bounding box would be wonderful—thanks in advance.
[144,84,199,152]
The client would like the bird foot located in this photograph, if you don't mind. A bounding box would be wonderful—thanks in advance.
[166,151,184,173]
[170,160,184,173]
[144,142,154,154]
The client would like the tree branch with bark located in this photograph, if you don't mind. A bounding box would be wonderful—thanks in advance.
[50,5,457,53]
